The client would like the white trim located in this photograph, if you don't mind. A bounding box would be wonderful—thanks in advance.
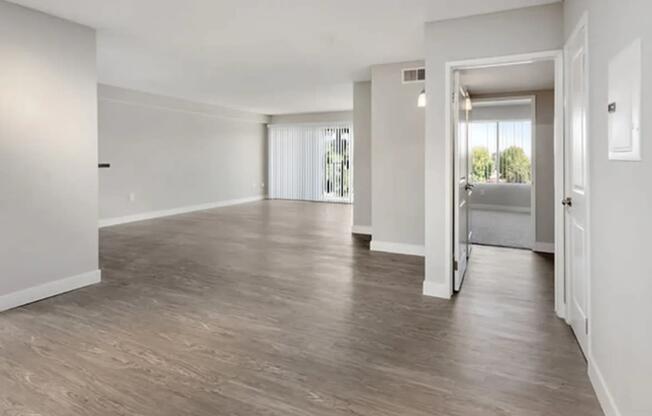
[445,50,562,71]
[422,280,451,299]
[351,225,372,235]
[529,96,538,250]
[442,61,455,298]
[583,11,594,369]
[554,43,567,320]
[470,203,530,214]
[99,196,265,228]
[589,355,622,416]
[370,241,425,257]
[533,242,555,253]
[0,270,101,313]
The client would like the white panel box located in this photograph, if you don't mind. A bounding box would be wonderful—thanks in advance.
[608,38,642,161]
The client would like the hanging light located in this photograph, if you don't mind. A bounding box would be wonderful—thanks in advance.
[417,89,426,107]
[465,97,473,111]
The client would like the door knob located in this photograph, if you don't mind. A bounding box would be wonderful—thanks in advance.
[562,197,573,207]
[465,183,475,191]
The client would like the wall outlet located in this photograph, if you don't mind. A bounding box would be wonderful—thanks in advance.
[129,192,136,203]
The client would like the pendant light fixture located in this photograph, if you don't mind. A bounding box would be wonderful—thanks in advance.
[417,89,426,107]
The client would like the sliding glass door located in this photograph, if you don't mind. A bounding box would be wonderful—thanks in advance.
[268,123,354,203]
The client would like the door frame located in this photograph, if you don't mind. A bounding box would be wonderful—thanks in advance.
[467,95,537,249]
[443,49,567,317]
[453,75,471,291]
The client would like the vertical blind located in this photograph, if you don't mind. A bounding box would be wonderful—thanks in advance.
[268,122,354,203]
[469,120,533,184]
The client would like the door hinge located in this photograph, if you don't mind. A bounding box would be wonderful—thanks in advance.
[585,318,589,334]
[452,91,456,104]
[453,259,458,271]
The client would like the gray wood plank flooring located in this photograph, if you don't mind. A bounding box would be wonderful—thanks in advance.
[0,200,602,415]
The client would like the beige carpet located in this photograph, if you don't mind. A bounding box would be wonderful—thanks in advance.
[470,208,532,249]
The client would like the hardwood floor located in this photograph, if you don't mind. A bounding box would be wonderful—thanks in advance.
[0,200,602,415]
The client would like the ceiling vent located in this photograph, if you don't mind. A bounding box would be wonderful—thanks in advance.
[402,67,425,83]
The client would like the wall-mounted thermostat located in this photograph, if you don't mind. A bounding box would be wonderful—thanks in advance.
[608,38,642,161]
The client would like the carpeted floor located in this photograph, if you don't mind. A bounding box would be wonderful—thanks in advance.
[470,208,532,249]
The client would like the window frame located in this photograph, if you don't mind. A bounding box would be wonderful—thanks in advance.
[468,97,536,186]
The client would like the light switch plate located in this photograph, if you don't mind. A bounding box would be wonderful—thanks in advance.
[608,38,642,161]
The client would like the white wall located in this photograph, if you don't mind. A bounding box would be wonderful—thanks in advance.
[0,1,99,310]
[564,2,652,415]
[371,61,426,254]
[269,111,352,125]
[98,85,268,224]
[470,103,532,121]
[424,3,563,296]
[471,184,531,209]
[533,90,555,245]
[353,81,372,233]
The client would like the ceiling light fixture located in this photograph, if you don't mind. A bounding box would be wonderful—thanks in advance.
[417,89,426,108]
[465,97,473,111]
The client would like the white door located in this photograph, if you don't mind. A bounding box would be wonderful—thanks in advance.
[565,22,590,356]
[453,72,471,291]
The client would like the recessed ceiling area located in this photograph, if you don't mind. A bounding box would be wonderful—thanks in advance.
[8,0,559,114]
[461,60,555,96]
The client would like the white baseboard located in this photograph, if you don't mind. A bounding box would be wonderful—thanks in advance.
[533,242,555,253]
[0,269,101,312]
[351,225,372,235]
[589,355,621,416]
[422,280,451,299]
[471,203,531,214]
[370,240,425,257]
[99,195,265,228]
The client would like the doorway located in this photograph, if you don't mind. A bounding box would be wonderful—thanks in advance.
[466,95,537,250]
[446,51,567,316]
[445,43,592,362]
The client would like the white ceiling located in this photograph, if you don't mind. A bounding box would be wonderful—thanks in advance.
[461,60,556,95]
[9,0,559,114]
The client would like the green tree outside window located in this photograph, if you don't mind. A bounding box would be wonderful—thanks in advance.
[500,146,531,183]
[471,147,495,183]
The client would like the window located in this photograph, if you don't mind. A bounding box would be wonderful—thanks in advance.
[323,127,352,200]
[469,120,532,184]
[267,123,354,203]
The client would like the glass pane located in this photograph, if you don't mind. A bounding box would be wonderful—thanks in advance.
[322,127,351,200]
[498,121,532,184]
[469,122,498,184]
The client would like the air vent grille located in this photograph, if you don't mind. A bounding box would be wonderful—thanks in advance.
[402,67,425,83]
